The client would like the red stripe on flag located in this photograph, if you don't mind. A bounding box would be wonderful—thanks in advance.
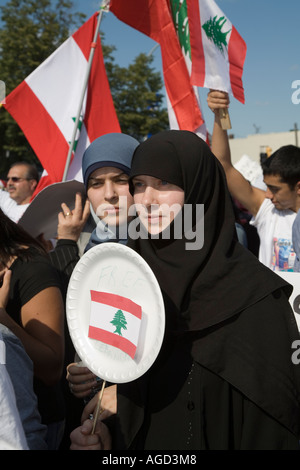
[88,326,137,359]
[90,291,142,319]
[3,13,120,188]
[84,38,121,142]
[110,0,203,131]
[72,12,121,142]
[30,173,55,201]
[187,0,206,87]
[3,82,69,181]
[72,13,98,60]
[228,26,247,104]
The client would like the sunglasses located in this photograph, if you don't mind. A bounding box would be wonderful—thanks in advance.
[6,177,30,183]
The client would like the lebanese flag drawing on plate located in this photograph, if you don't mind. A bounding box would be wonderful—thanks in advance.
[88,291,142,359]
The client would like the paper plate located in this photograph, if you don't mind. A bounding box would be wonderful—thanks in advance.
[66,242,165,383]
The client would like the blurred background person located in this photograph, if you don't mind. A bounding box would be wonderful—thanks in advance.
[0,161,39,222]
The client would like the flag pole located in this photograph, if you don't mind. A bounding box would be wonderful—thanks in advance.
[219,108,232,130]
[91,379,107,434]
[62,3,108,181]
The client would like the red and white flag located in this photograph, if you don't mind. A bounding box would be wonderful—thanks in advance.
[88,290,142,359]
[109,0,204,133]
[168,0,208,141]
[2,13,120,196]
[187,0,247,103]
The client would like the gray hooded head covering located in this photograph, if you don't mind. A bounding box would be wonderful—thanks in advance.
[82,133,139,252]
[82,133,139,190]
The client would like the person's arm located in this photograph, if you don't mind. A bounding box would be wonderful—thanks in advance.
[0,284,64,386]
[49,193,90,282]
[49,239,80,280]
[208,90,266,216]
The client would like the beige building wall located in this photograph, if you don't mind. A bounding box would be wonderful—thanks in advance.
[228,130,300,165]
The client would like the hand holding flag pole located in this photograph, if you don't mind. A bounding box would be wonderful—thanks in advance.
[207,89,231,131]
[219,108,232,130]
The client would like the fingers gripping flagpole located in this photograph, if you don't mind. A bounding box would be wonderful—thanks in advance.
[62,3,108,181]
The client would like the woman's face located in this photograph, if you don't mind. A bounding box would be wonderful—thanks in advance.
[87,167,134,227]
[132,175,185,235]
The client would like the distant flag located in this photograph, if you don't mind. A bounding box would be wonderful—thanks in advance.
[187,0,247,103]
[88,290,142,359]
[2,13,120,197]
[109,0,204,133]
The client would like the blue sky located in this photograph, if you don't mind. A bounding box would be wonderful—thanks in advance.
[1,0,300,139]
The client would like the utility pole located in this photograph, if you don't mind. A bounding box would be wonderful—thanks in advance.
[294,123,299,147]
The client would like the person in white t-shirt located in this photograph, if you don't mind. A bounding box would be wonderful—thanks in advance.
[0,359,29,450]
[0,270,29,450]
[0,162,39,223]
[208,89,300,272]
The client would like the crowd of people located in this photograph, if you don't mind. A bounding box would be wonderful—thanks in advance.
[1,90,300,450]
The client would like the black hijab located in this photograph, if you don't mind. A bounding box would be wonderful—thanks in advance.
[126,130,300,438]
[128,129,289,331]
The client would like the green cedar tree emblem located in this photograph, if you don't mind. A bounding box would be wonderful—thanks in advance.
[69,114,83,152]
[202,15,231,55]
[110,309,127,336]
[169,0,191,59]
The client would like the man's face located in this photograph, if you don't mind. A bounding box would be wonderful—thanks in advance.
[264,174,300,212]
[6,165,37,205]
[87,166,134,227]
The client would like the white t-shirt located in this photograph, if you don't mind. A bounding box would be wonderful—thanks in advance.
[250,198,297,271]
[0,337,28,450]
[0,190,29,223]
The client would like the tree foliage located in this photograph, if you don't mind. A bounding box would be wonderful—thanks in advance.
[110,53,168,141]
[0,0,85,175]
[0,1,168,178]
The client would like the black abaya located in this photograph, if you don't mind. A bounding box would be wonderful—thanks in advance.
[108,130,300,450]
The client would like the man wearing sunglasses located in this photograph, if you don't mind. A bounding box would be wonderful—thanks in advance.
[0,162,39,222]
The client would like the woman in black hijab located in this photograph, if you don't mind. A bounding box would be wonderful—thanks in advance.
[71,130,300,450]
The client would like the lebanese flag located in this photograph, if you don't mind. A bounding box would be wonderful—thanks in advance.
[168,0,208,142]
[109,0,204,133]
[2,13,120,196]
[88,290,142,359]
[187,0,247,103]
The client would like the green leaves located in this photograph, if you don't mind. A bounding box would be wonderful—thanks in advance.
[0,1,168,177]
[109,53,168,141]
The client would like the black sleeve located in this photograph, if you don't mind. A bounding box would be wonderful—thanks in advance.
[9,253,63,317]
[49,239,80,278]
[48,239,80,298]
